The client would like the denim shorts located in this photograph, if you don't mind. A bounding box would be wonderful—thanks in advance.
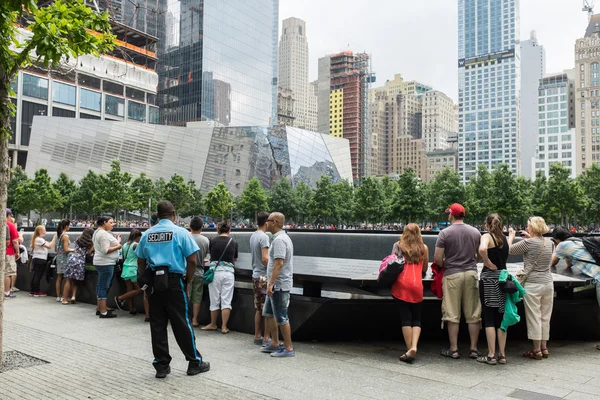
[95,265,115,300]
[262,290,290,326]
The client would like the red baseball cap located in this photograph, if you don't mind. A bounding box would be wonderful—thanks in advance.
[445,203,465,217]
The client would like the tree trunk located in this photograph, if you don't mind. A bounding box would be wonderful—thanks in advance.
[0,127,11,372]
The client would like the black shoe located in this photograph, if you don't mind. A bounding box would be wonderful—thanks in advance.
[114,296,126,311]
[96,308,116,315]
[155,366,171,379]
[98,310,117,319]
[187,361,210,375]
[129,309,138,316]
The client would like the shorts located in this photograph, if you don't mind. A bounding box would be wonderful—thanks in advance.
[394,298,422,327]
[208,270,234,311]
[262,290,290,326]
[4,255,17,277]
[441,270,481,324]
[253,277,267,311]
[56,253,68,275]
[190,276,204,305]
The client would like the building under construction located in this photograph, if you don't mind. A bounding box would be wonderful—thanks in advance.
[326,51,374,182]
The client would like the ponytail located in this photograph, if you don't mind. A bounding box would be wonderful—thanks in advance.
[485,214,504,247]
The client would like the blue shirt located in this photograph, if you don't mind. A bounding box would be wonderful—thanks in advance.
[135,219,199,274]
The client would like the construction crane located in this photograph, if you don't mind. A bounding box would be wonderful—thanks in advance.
[584,0,595,19]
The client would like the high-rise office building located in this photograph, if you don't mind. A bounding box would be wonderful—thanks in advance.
[575,14,600,170]
[520,30,546,178]
[155,0,278,126]
[318,51,374,181]
[532,70,576,178]
[278,17,316,130]
[458,0,521,183]
[422,91,459,152]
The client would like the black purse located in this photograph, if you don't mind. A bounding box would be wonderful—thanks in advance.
[500,275,518,294]
[377,256,405,287]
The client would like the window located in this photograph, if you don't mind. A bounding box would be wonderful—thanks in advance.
[80,113,101,120]
[52,107,75,118]
[103,81,124,96]
[149,106,159,124]
[128,100,145,122]
[78,74,101,89]
[20,100,47,146]
[80,88,101,112]
[10,76,18,94]
[126,87,145,101]
[105,94,124,117]
[52,81,76,106]
[22,73,48,99]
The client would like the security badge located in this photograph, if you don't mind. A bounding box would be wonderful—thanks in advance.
[147,232,174,243]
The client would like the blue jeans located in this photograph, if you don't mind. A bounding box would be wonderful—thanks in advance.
[95,265,115,300]
[262,290,290,326]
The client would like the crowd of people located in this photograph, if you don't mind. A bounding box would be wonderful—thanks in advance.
[3,202,600,378]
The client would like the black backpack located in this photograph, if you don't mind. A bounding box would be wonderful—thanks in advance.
[582,236,600,265]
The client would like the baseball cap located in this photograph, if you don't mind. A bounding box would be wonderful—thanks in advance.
[6,208,13,216]
[445,203,465,217]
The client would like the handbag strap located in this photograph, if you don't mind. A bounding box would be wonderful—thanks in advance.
[216,238,233,264]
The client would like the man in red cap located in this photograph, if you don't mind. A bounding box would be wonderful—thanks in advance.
[434,203,482,360]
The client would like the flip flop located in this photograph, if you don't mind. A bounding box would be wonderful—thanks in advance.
[399,353,415,363]
[221,328,230,334]
[200,326,218,331]
[192,323,200,328]
[440,348,460,359]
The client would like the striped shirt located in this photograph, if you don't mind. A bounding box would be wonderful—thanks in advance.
[509,237,554,284]
[555,240,600,281]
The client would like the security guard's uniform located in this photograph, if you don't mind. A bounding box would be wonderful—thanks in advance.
[135,218,203,373]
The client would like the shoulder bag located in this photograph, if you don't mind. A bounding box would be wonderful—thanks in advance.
[203,238,233,285]
[377,251,405,288]
[516,238,548,285]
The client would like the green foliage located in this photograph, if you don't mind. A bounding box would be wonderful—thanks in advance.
[163,174,193,216]
[308,176,336,224]
[546,163,579,225]
[100,159,132,215]
[294,181,313,224]
[332,180,354,225]
[130,172,155,217]
[16,168,62,219]
[71,170,103,218]
[530,172,549,218]
[7,166,29,217]
[489,164,522,227]
[180,180,204,218]
[268,178,297,222]
[464,164,493,225]
[53,172,76,217]
[204,181,234,220]
[353,177,384,224]
[425,168,464,222]
[379,176,398,223]
[578,164,600,226]
[393,169,426,224]
[237,177,268,222]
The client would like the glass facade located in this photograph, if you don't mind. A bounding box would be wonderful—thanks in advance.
[27,118,353,198]
[105,94,125,117]
[156,0,278,126]
[80,88,102,112]
[128,100,146,122]
[458,0,521,182]
[22,73,48,100]
[52,81,76,106]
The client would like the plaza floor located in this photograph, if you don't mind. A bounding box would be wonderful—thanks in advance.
[1,295,600,399]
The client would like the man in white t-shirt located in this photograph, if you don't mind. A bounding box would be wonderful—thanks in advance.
[249,211,271,345]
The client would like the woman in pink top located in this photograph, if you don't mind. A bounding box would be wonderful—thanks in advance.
[392,223,429,363]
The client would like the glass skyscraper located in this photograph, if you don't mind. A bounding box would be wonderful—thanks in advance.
[121,0,279,127]
[458,0,521,182]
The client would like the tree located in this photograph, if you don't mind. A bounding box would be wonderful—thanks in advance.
[490,164,522,228]
[294,181,313,224]
[464,164,493,225]
[99,159,132,218]
[353,177,384,224]
[380,176,398,223]
[237,177,268,223]
[0,0,114,364]
[269,178,297,222]
[163,173,193,217]
[14,169,62,224]
[130,172,155,219]
[577,164,600,228]
[153,177,167,206]
[393,168,426,224]
[331,180,354,225]
[180,180,205,218]
[308,176,336,224]
[546,163,577,226]
[204,181,234,220]
[425,168,464,223]
[53,172,76,218]
[7,166,29,218]
[71,170,103,218]
[530,172,549,219]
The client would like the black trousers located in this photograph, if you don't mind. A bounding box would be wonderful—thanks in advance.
[30,259,47,293]
[148,275,202,372]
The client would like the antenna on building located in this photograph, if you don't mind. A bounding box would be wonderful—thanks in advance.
[583,0,595,20]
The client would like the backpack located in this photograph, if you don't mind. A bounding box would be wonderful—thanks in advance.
[582,236,600,265]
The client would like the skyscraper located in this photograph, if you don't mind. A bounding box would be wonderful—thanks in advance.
[458,0,521,183]
[156,0,279,126]
[278,17,316,130]
[520,30,546,178]
[575,14,600,171]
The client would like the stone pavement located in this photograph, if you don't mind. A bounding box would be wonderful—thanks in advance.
[1,296,600,400]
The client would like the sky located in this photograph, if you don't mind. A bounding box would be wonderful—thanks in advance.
[279,0,591,102]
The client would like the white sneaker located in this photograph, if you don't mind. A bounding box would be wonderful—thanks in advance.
[56,297,61,302]
[11,287,20,292]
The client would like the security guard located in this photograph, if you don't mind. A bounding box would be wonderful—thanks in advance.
[136,201,210,378]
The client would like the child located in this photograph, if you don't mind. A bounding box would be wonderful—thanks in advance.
[114,229,149,320]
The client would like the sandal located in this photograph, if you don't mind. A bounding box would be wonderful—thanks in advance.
[221,328,230,334]
[61,300,69,305]
[497,355,507,365]
[476,355,497,365]
[399,353,415,364]
[440,348,460,359]
[541,348,549,359]
[596,344,600,351]
[523,350,543,360]
[200,325,218,331]
[469,349,482,359]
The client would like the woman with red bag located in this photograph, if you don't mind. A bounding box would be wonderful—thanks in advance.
[391,223,429,363]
